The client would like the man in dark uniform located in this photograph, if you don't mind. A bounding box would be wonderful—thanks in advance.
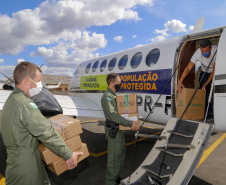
[101,73,139,185]
[1,62,83,185]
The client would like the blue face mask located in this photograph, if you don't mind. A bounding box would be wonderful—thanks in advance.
[202,51,211,58]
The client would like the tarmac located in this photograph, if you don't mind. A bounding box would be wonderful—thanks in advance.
[1,112,226,185]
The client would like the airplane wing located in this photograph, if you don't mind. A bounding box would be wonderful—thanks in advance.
[0,90,12,110]
[54,95,144,119]
[53,95,105,118]
[1,89,142,120]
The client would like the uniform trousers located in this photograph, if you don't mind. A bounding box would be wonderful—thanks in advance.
[106,130,126,185]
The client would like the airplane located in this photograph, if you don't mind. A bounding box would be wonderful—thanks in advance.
[0,71,63,116]
[44,82,62,90]
[1,18,226,184]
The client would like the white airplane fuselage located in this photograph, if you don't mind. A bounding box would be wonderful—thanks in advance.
[68,25,226,132]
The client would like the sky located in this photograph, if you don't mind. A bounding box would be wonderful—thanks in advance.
[0,0,226,81]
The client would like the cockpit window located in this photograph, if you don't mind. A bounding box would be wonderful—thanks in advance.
[74,65,81,75]
[100,59,107,72]
[118,55,128,70]
[92,61,99,72]
[74,68,78,75]
[146,48,160,67]
[108,57,117,71]
[131,52,142,69]
[85,63,91,73]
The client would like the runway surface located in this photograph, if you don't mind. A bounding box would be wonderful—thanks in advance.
[0,112,226,185]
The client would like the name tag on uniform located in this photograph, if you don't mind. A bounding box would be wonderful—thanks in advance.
[29,102,38,109]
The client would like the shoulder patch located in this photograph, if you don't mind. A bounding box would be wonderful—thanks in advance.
[107,96,112,101]
[29,102,38,109]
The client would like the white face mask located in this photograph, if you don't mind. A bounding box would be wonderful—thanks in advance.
[28,78,43,97]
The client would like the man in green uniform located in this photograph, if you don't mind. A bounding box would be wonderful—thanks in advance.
[0,62,83,185]
[101,73,139,185]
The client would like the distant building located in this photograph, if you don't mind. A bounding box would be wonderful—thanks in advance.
[3,75,71,91]
[42,75,72,91]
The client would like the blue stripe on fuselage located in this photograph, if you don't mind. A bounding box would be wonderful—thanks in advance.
[117,69,172,95]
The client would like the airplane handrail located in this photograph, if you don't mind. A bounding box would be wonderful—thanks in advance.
[127,39,194,183]
[156,49,217,183]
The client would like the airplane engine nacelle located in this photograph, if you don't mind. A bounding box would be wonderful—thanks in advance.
[3,84,14,90]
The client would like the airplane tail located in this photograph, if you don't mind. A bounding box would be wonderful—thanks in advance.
[192,17,205,33]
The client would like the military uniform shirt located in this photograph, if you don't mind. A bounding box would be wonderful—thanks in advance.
[1,87,73,185]
[101,87,132,127]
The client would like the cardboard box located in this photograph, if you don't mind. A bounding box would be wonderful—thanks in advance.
[39,135,82,165]
[48,143,89,175]
[117,94,138,114]
[119,113,139,130]
[48,114,83,141]
[176,88,206,120]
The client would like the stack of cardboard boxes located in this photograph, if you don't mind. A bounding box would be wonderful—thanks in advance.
[39,114,89,175]
[116,94,139,130]
[176,88,206,120]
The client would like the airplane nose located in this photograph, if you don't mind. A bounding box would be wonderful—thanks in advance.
[31,88,63,117]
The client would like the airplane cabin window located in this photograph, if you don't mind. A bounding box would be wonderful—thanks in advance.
[131,52,142,69]
[85,63,91,73]
[118,55,128,70]
[92,61,99,72]
[146,48,160,67]
[100,59,107,72]
[108,57,117,71]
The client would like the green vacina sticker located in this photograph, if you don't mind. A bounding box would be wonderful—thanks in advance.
[125,94,129,108]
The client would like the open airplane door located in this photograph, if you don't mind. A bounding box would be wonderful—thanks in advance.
[214,27,226,131]
[121,118,213,185]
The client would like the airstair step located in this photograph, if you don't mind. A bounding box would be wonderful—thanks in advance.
[142,164,172,178]
[156,147,187,157]
[167,130,194,138]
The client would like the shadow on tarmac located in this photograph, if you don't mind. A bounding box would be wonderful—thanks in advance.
[0,128,212,185]
[189,176,213,185]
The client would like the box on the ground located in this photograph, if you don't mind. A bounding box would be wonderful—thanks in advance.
[116,94,138,114]
[39,135,82,165]
[176,88,206,120]
[119,113,140,130]
[48,114,83,141]
[48,143,89,175]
